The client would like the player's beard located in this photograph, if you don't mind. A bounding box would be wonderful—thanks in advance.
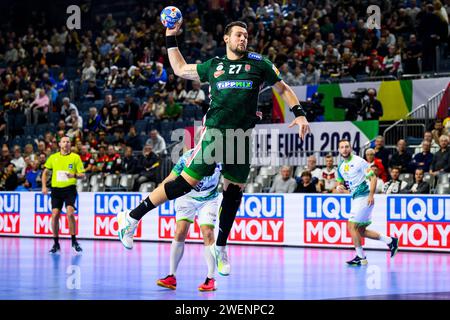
[231,42,247,56]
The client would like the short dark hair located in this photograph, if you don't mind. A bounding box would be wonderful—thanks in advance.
[224,21,247,35]
[301,171,312,178]
[338,139,351,147]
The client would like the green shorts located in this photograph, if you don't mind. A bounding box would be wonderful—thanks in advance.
[183,127,252,184]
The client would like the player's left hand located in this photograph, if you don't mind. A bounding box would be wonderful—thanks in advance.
[66,173,75,179]
[367,195,375,206]
[288,116,311,140]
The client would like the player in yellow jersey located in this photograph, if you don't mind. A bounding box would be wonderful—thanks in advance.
[42,136,85,254]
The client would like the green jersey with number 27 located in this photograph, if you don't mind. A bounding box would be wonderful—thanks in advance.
[196,52,282,130]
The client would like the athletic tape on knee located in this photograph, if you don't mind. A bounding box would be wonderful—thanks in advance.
[164,175,193,200]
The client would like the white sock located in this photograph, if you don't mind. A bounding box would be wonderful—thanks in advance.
[204,245,216,279]
[355,246,365,258]
[169,240,185,276]
[378,234,392,244]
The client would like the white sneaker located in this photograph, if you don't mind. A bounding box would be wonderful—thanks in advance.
[216,246,231,276]
[117,210,138,249]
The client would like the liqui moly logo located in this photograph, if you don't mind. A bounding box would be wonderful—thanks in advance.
[387,196,450,249]
[231,195,284,243]
[304,195,361,245]
[0,193,20,234]
[94,194,142,237]
[158,195,285,243]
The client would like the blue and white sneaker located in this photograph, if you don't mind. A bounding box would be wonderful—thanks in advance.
[211,244,231,276]
[117,210,138,250]
[346,255,368,266]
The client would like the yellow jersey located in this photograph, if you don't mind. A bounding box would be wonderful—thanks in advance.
[44,152,85,188]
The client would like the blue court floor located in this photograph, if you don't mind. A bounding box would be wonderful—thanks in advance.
[1,237,449,300]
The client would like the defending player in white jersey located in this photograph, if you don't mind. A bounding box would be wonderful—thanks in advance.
[336,139,399,266]
[156,148,221,291]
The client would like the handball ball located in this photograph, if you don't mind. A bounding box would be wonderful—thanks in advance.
[160,6,183,29]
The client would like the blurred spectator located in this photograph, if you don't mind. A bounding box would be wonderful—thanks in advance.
[140,96,156,120]
[125,125,142,151]
[163,94,182,120]
[104,106,124,134]
[403,168,430,194]
[184,81,205,107]
[361,89,383,121]
[389,139,412,173]
[383,167,408,194]
[319,154,337,193]
[0,145,12,172]
[79,145,95,173]
[365,148,388,182]
[65,109,83,129]
[26,89,49,125]
[55,72,69,95]
[430,134,450,176]
[270,166,297,193]
[294,171,318,193]
[303,63,320,85]
[85,107,102,133]
[146,130,167,156]
[374,136,390,171]
[122,146,139,174]
[106,66,121,89]
[0,163,18,191]
[383,45,402,76]
[296,156,322,184]
[370,164,385,194]
[93,145,108,173]
[134,144,160,190]
[81,61,96,83]
[403,34,422,74]
[24,160,41,190]
[152,93,167,120]
[60,97,79,120]
[432,119,448,144]
[104,145,121,174]
[413,131,440,154]
[148,62,168,90]
[123,95,140,123]
[66,120,83,142]
[84,80,101,100]
[411,139,434,172]
[10,146,26,175]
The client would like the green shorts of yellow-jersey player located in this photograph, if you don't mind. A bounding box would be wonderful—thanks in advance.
[183,127,252,184]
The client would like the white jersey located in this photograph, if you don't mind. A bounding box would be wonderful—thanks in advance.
[336,154,374,199]
[172,149,221,201]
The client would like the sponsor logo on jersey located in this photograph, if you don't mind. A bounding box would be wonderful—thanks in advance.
[214,70,225,78]
[158,195,284,243]
[303,195,363,246]
[34,194,79,235]
[387,196,450,249]
[245,64,251,72]
[216,64,224,71]
[216,80,253,90]
[248,52,262,60]
[94,193,142,238]
[0,193,20,234]
[68,164,73,169]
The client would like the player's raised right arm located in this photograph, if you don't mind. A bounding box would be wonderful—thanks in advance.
[166,22,200,81]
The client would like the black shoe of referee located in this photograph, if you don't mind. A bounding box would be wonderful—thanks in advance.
[72,241,83,254]
[49,243,60,254]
